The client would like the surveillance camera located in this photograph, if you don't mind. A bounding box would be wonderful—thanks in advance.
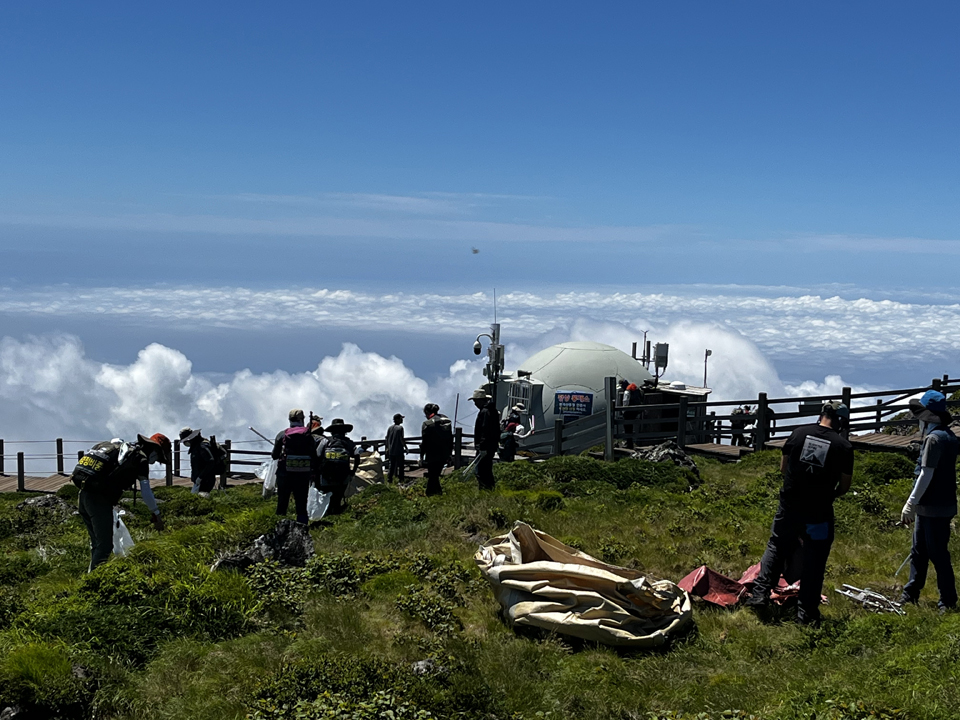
[473,341,482,355]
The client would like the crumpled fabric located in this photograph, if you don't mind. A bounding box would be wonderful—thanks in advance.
[678,563,828,607]
[475,522,693,648]
[346,450,383,498]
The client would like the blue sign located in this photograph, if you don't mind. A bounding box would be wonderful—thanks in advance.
[554,391,593,419]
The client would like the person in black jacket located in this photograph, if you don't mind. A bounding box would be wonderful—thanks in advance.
[179,426,217,495]
[385,413,407,483]
[72,433,170,571]
[471,389,500,490]
[420,403,453,496]
[271,408,318,524]
[746,402,853,625]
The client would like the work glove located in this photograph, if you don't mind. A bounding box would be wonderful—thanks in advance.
[900,501,916,527]
[151,513,165,531]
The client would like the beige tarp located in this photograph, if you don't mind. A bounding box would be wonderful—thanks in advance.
[346,450,383,498]
[475,522,693,648]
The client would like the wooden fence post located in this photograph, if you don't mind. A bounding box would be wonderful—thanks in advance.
[56,438,64,474]
[756,393,768,450]
[165,452,173,487]
[841,386,852,440]
[933,377,942,392]
[709,412,717,444]
[454,427,463,469]
[17,452,24,492]
[0,439,4,476]
[553,418,564,456]
[173,439,180,478]
[875,398,883,431]
[677,396,688,448]
[221,439,231,489]
[604,376,615,462]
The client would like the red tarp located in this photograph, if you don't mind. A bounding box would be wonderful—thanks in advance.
[678,563,823,608]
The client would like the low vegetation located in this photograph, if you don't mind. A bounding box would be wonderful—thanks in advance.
[0,450,953,719]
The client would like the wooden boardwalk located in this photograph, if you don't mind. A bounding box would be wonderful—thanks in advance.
[685,443,753,461]
[0,474,261,494]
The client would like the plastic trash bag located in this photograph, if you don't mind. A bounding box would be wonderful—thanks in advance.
[306,486,331,521]
[257,460,279,497]
[112,508,135,556]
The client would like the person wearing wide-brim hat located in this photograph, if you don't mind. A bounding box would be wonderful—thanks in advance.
[470,388,499,490]
[179,426,217,495]
[900,390,960,610]
[316,418,361,515]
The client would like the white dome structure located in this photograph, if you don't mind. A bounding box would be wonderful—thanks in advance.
[498,341,653,430]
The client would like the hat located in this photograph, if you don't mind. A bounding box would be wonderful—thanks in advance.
[289,408,305,422]
[138,433,172,464]
[327,418,353,433]
[470,389,491,401]
[909,390,952,426]
[821,401,850,423]
[179,426,201,443]
[393,413,404,422]
[512,402,526,413]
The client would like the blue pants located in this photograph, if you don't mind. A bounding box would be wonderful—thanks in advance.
[903,515,957,608]
[750,503,834,621]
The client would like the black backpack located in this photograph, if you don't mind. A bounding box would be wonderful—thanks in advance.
[207,439,229,476]
[72,440,139,498]
[318,434,353,484]
[282,427,315,474]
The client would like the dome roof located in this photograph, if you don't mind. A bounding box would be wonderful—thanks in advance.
[517,341,653,395]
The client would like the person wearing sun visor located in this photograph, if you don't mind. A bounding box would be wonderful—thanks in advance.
[746,401,854,625]
[71,433,170,571]
[900,390,959,611]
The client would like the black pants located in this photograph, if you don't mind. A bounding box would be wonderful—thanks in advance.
[276,472,310,524]
[903,515,957,608]
[476,450,495,490]
[732,430,747,446]
[425,459,445,496]
[387,454,405,482]
[78,489,115,571]
[750,503,834,621]
[320,483,348,515]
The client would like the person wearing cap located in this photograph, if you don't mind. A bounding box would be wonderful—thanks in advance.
[900,390,959,610]
[271,409,318,524]
[179,427,217,496]
[316,418,361,515]
[384,413,408,483]
[421,403,453,496]
[471,389,500,490]
[499,403,535,463]
[746,401,854,625]
[71,433,170,571]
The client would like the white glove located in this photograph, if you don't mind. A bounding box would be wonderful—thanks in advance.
[901,501,916,526]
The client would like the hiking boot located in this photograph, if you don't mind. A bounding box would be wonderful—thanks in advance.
[795,609,821,628]
[899,593,918,606]
[938,603,956,616]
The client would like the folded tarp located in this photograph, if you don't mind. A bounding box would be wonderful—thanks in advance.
[475,522,693,648]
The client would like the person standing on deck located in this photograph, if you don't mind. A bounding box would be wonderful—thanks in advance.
[385,413,407,483]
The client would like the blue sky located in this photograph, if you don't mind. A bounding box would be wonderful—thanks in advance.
[0,1,958,439]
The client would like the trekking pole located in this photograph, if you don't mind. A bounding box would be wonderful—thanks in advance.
[248,426,272,443]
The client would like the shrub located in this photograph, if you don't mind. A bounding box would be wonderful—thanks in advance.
[0,641,93,718]
[855,452,914,486]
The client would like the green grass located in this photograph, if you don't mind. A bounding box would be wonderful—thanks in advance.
[0,451,948,719]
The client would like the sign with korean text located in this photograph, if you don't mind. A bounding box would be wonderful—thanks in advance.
[554,391,594,420]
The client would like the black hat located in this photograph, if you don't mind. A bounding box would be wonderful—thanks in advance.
[393,413,404,422]
[327,418,353,433]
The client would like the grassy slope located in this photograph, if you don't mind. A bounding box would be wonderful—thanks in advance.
[0,451,956,719]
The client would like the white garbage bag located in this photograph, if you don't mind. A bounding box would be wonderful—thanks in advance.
[257,460,279,497]
[112,508,135,556]
[307,486,331,521]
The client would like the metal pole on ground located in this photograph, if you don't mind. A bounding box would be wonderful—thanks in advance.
[17,452,24,492]
[56,438,64,474]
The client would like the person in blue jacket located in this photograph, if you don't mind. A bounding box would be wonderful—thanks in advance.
[900,390,959,611]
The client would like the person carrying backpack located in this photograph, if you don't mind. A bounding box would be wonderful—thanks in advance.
[316,418,360,515]
[420,403,453,496]
[179,426,217,495]
[271,408,318,524]
[71,433,170,571]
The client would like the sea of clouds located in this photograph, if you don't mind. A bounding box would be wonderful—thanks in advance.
[1,284,952,470]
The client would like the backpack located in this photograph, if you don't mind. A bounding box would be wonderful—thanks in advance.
[282,427,315,474]
[318,434,353,484]
[207,439,229,476]
[72,440,123,491]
